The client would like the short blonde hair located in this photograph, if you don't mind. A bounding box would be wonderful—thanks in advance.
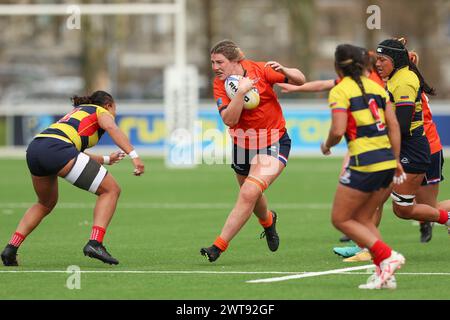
[210,39,245,62]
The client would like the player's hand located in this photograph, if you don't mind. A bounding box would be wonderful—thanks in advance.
[393,161,407,184]
[276,83,300,93]
[320,142,331,156]
[237,77,256,94]
[109,150,126,165]
[265,61,285,73]
[132,158,145,176]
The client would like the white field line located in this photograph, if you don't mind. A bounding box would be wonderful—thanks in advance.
[246,265,375,283]
[0,270,300,274]
[0,202,331,210]
[0,269,449,277]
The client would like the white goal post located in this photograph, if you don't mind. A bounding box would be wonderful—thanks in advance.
[0,1,199,167]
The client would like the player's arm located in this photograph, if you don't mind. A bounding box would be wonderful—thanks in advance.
[265,61,306,85]
[220,77,255,127]
[385,101,401,162]
[277,80,335,93]
[321,111,347,155]
[321,88,348,155]
[98,113,145,175]
[384,100,406,184]
[393,85,416,137]
[84,150,126,166]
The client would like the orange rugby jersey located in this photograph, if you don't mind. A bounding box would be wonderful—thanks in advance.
[368,70,385,88]
[422,93,442,154]
[335,70,384,88]
[213,59,287,149]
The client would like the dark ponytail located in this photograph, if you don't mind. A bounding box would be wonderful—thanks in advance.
[407,60,436,96]
[71,95,91,106]
[335,44,370,106]
[71,90,114,108]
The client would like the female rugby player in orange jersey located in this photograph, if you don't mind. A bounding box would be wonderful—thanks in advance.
[200,39,305,262]
[1,91,144,266]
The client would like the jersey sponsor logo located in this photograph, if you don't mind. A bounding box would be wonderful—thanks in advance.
[400,96,410,99]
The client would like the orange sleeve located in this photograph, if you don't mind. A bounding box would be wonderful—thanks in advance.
[368,70,385,88]
[213,78,231,114]
[260,62,287,85]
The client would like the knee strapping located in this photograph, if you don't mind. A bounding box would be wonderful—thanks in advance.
[246,175,269,193]
[64,153,107,193]
[391,191,415,207]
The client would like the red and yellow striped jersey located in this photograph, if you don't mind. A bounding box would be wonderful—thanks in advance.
[36,104,113,151]
[328,76,396,173]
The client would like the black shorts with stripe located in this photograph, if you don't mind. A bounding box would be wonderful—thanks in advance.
[26,137,79,176]
[339,168,395,193]
[231,131,291,176]
[400,135,431,174]
[421,150,444,186]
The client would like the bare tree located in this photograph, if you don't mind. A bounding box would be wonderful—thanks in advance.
[279,0,316,79]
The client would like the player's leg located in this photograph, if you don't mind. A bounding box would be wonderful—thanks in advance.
[201,154,285,262]
[235,173,268,220]
[416,183,439,242]
[334,185,389,260]
[16,175,59,236]
[338,153,352,243]
[219,155,283,243]
[332,182,404,289]
[235,172,278,248]
[391,173,449,225]
[331,184,379,247]
[61,152,120,265]
[416,150,444,241]
[92,174,121,229]
[1,174,58,266]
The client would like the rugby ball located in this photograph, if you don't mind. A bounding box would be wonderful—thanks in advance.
[224,75,260,110]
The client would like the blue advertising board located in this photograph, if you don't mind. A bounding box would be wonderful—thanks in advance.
[94,109,450,155]
[13,103,450,156]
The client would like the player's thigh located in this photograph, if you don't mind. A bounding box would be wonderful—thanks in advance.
[392,172,424,195]
[31,175,58,208]
[416,183,439,207]
[95,173,121,196]
[353,187,389,224]
[248,154,285,186]
[235,173,247,187]
[331,183,372,223]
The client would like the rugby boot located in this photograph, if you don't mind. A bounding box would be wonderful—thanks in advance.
[1,244,19,266]
[333,245,361,258]
[83,240,119,265]
[419,222,433,243]
[200,245,222,262]
[260,211,279,252]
